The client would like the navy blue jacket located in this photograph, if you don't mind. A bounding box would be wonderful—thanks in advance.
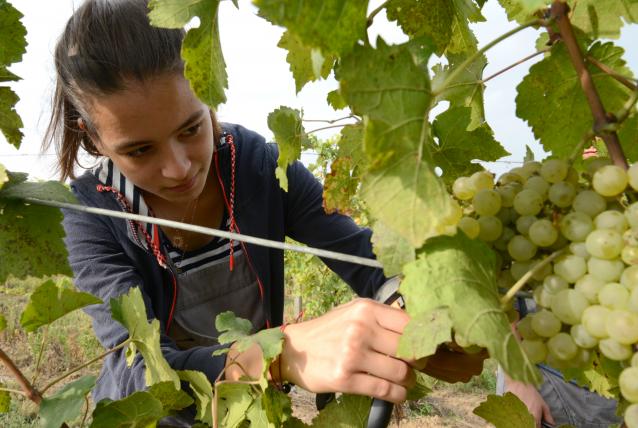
[63,123,385,401]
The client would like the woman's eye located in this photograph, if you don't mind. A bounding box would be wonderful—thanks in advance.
[126,146,150,158]
[182,123,202,137]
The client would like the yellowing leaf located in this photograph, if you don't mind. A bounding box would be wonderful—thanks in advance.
[396,307,453,360]
[278,31,334,93]
[473,392,535,428]
[323,125,365,214]
[267,106,308,191]
[370,220,415,277]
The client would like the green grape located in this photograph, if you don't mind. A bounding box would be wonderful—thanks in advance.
[517,316,540,340]
[529,258,553,281]
[605,310,638,345]
[497,270,515,290]
[543,274,568,294]
[593,165,628,197]
[565,167,579,185]
[548,181,576,208]
[458,216,480,239]
[598,282,629,310]
[599,337,632,361]
[574,274,605,303]
[473,189,502,216]
[622,266,638,289]
[453,176,474,200]
[586,157,612,175]
[521,340,547,364]
[569,242,590,259]
[529,219,558,247]
[627,203,638,229]
[628,286,638,312]
[554,254,587,283]
[478,216,502,242]
[582,305,610,338]
[511,260,533,281]
[587,257,624,282]
[570,324,598,349]
[498,171,525,186]
[493,227,515,252]
[508,235,537,262]
[497,185,518,208]
[534,286,554,308]
[470,170,494,192]
[560,212,593,242]
[620,367,638,402]
[623,246,638,265]
[626,229,638,247]
[540,159,569,183]
[595,210,628,233]
[513,189,544,216]
[531,309,562,337]
[585,229,624,259]
[496,207,517,226]
[524,176,550,197]
[522,161,541,177]
[624,403,638,428]
[547,332,578,360]
[632,354,638,367]
[573,190,607,218]
[628,163,638,191]
[550,289,588,325]
[516,215,537,236]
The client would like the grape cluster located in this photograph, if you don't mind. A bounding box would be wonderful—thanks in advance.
[452,158,638,426]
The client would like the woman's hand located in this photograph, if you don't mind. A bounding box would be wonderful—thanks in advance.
[280,298,416,404]
[505,377,555,428]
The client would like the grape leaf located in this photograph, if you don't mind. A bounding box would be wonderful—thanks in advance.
[148,381,194,414]
[0,382,10,413]
[446,0,485,55]
[148,0,227,108]
[261,387,292,427]
[473,392,535,428]
[215,382,255,428]
[370,220,415,277]
[399,233,542,384]
[0,0,26,66]
[0,313,6,331]
[0,198,72,284]
[497,0,550,22]
[267,106,308,191]
[618,112,638,162]
[278,31,334,93]
[90,391,164,428]
[396,307,453,360]
[0,86,23,149]
[254,0,368,57]
[323,125,365,214]
[20,279,102,332]
[407,372,434,401]
[337,38,455,248]
[569,0,638,39]
[0,66,19,82]
[110,287,180,388]
[307,394,371,428]
[327,89,347,110]
[386,0,455,55]
[178,370,213,426]
[431,106,509,182]
[40,375,96,428]
[517,40,633,158]
[0,164,7,190]
[0,179,78,204]
[216,310,253,343]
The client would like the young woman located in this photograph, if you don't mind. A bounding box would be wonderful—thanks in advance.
[46,0,482,419]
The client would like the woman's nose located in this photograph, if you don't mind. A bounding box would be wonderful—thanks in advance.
[161,141,191,180]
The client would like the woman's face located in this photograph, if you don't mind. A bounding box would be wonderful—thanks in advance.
[86,72,215,205]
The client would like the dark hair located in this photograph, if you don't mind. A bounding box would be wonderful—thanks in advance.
[44,0,221,181]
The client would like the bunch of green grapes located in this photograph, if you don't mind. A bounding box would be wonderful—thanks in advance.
[453,158,638,427]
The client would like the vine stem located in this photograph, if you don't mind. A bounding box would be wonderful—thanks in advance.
[500,250,565,307]
[367,1,389,27]
[41,338,131,395]
[22,197,383,269]
[307,123,351,134]
[550,1,629,169]
[31,325,49,385]
[302,115,358,124]
[587,55,638,91]
[0,387,27,396]
[481,48,551,84]
[0,347,42,405]
[568,130,595,164]
[435,18,544,97]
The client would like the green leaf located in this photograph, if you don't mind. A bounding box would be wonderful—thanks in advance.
[337,38,456,248]
[278,31,334,93]
[327,89,347,110]
[178,370,213,426]
[0,180,78,204]
[399,233,541,384]
[215,382,255,428]
[497,0,550,23]
[110,287,181,388]
[0,86,23,148]
[406,372,434,401]
[90,391,164,428]
[323,125,365,214]
[148,381,194,414]
[618,112,638,163]
[0,313,6,331]
[473,392,535,428]
[148,0,227,108]
[261,387,292,427]
[0,197,73,284]
[370,220,415,277]
[446,0,484,55]
[516,40,633,158]
[0,0,27,66]
[386,0,455,55]
[431,106,509,183]
[0,382,10,413]
[396,307,453,360]
[569,0,638,39]
[307,394,371,428]
[0,66,20,82]
[216,310,253,343]
[40,375,96,428]
[20,279,102,332]
[267,106,308,191]
[524,145,535,162]
[254,0,368,57]
[0,164,8,189]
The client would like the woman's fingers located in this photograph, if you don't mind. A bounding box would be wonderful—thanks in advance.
[339,372,410,404]
[359,352,416,389]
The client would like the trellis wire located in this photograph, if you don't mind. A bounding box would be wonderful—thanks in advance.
[24,197,383,269]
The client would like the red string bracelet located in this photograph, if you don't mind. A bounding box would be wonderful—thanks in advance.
[269,322,293,393]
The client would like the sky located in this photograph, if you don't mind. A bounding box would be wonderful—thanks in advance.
[1,0,637,180]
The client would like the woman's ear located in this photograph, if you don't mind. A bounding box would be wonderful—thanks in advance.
[78,117,103,155]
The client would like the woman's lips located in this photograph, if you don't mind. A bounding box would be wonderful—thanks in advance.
[167,173,198,192]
